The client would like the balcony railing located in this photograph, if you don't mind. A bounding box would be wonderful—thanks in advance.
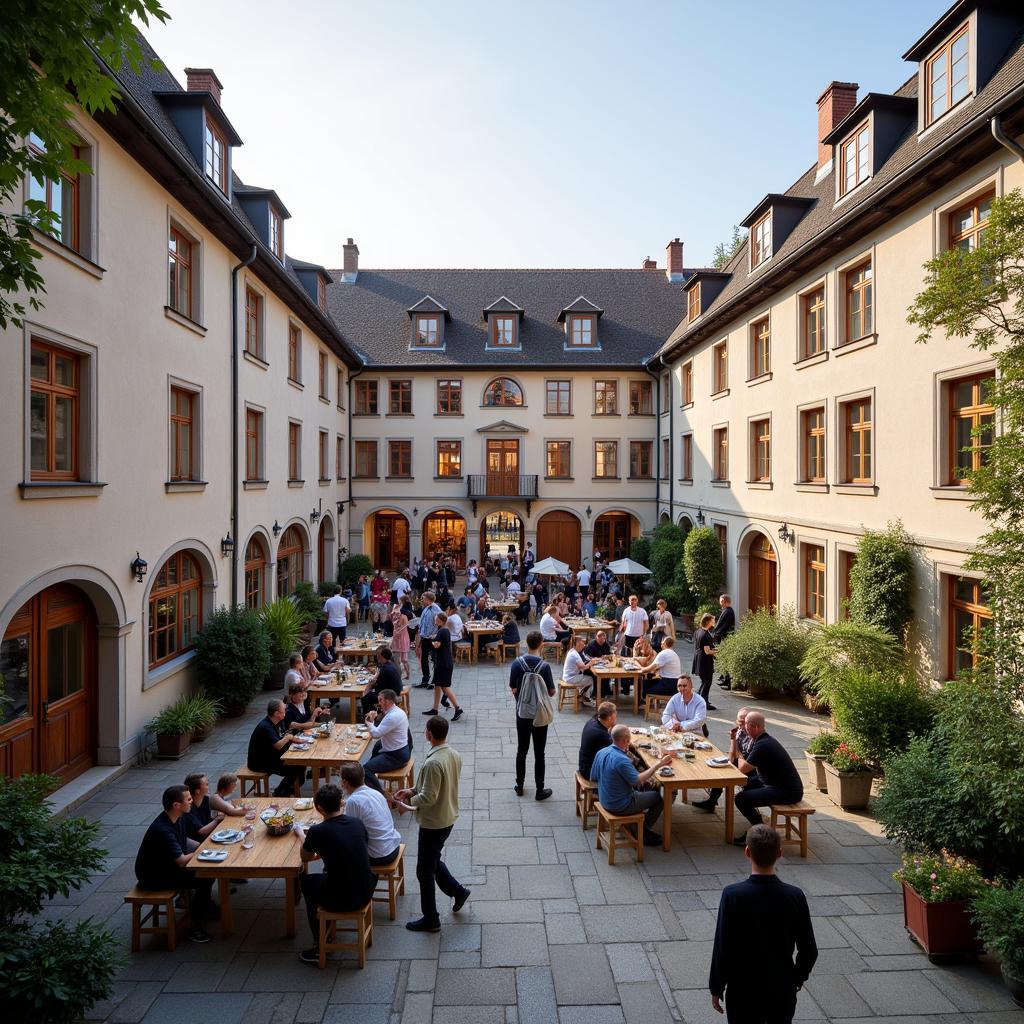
[467,474,539,514]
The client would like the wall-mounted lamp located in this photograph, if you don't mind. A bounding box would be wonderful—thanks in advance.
[221,533,235,558]
[310,506,321,524]
[412,507,419,518]
[272,520,282,537]
[336,500,346,516]
[778,522,792,543]
[130,552,148,583]
[585,505,592,519]
[340,546,348,557]
[695,508,706,527]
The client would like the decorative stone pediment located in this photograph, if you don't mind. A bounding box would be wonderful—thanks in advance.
[476,420,528,434]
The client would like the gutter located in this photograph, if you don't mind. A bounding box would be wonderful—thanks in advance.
[991,114,1024,162]
[230,245,258,606]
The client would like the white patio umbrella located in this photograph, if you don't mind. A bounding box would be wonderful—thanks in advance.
[606,557,652,599]
[531,555,570,577]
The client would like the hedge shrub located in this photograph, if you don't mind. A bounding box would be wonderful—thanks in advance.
[713,605,810,694]
[629,536,651,570]
[650,522,684,593]
[848,521,915,640]
[340,553,374,587]
[683,527,723,608]
[194,605,272,709]
[798,620,906,709]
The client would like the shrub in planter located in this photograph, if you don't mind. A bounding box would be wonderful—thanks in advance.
[0,775,120,1023]
[194,605,272,713]
[187,689,221,741]
[147,694,195,757]
[798,620,905,710]
[260,597,304,665]
[830,669,934,769]
[823,738,874,809]
[973,879,1024,1004]
[683,527,723,608]
[340,553,374,588]
[847,520,915,640]
[714,605,809,695]
[805,730,840,792]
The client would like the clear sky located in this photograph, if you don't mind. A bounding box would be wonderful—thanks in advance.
[142,0,946,270]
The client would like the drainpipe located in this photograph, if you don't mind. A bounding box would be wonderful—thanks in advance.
[230,245,258,607]
[991,115,1024,162]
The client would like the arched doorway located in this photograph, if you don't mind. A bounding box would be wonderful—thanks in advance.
[1,584,97,784]
[593,511,639,562]
[747,533,778,613]
[276,525,307,596]
[245,535,269,609]
[423,510,467,568]
[364,510,410,571]
[536,510,581,568]
[678,513,694,536]
[317,516,335,584]
[481,511,524,562]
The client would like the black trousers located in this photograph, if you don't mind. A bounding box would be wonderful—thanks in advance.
[418,642,433,685]
[515,716,549,788]
[416,823,464,924]
[301,871,372,943]
[643,675,677,697]
[707,772,760,808]
[725,988,797,1024]
[363,741,412,795]
[736,784,803,827]
[264,758,305,797]
[697,670,714,704]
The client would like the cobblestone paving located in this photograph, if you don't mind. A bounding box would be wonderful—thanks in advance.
[56,630,1021,1024]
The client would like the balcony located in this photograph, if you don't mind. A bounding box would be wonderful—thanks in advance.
[467,474,539,515]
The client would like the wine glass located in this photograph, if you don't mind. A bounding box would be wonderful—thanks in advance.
[241,824,254,850]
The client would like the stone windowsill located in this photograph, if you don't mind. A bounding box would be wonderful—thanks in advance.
[834,333,878,357]
[745,371,772,388]
[20,480,107,499]
[243,350,269,370]
[834,482,878,496]
[164,306,207,337]
[243,479,269,490]
[31,228,105,279]
[794,482,829,493]
[164,480,208,493]
[794,350,828,370]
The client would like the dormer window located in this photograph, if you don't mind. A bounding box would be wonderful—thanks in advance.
[491,316,516,347]
[840,121,870,196]
[317,276,327,311]
[926,23,969,126]
[569,315,595,347]
[750,213,772,269]
[415,315,440,347]
[687,283,701,323]
[269,207,283,260]
[203,119,228,192]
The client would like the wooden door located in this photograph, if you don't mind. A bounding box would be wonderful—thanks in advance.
[0,584,96,784]
[594,514,632,561]
[747,535,777,613]
[374,514,409,570]
[486,440,519,496]
[537,511,580,568]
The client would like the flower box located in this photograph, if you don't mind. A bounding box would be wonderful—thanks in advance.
[805,751,828,792]
[901,881,982,961]
[823,761,873,809]
[155,732,191,759]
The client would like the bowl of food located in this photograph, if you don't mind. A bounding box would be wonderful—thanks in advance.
[260,808,295,836]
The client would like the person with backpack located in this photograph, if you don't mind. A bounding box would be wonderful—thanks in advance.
[509,631,557,801]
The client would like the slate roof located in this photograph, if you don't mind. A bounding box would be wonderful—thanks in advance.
[653,25,1024,364]
[324,269,692,367]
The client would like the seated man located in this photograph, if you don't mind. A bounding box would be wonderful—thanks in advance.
[362,646,404,713]
[578,701,617,778]
[732,711,803,845]
[472,597,499,622]
[661,675,708,735]
[247,699,304,797]
[296,784,378,965]
[135,784,216,943]
[639,635,682,697]
[583,630,614,697]
[693,706,754,814]
[314,630,337,673]
[590,724,673,846]
[456,588,475,615]
[362,688,412,795]
[539,605,571,645]
[340,761,402,866]
[182,772,226,842]
[562,634,595,705]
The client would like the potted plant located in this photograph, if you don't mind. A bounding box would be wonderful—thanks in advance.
[187,689,221,742]
[972,878,1024,1005]
[147,695,196,758]
[194,605,273,716]
[260,597,304,690]
[895,852,985,962]
[823,738,874,810]
[805,730,839,792]
[713,605,810,698]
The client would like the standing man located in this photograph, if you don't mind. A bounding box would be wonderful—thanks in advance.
[395,715,470,932]
[733,711,803,845]
[713,594,736,692]
[510,631,557,800]
[619,595,649,655]
[415,591,442,689]
[709,825,817,1023]
[521,541,535,581]
[577,563,591,600]
[362,689,412,795]
[323,586,350,644]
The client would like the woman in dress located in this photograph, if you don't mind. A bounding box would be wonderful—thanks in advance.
[650,598,675,651]
[424,616,463,720]
[390,602,411,681]
[691,612,717,704]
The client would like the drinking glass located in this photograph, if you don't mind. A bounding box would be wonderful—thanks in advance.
[241,824,254,850]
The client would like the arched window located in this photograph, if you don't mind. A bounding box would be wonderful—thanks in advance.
[483,377,524,407]
[276,526,305,596]
[245,536,268,609]
[148,552,202,668]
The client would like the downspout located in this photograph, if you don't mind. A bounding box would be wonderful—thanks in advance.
[230,245,258,607]
[991,115,1024,162]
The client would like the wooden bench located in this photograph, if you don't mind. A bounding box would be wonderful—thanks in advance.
[643,693,671,723]
[370,843,406,920]
[769,801,816,858]
[557,680,582,713]
[377,758,415,794]
[318,900,373,968]
[574,771,598,830]
[594,802,645,865]
[237,767,270,798]
[124,886,186,951]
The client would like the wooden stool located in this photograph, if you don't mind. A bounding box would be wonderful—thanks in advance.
[396,689,410,715]
[377,757,415,794]
[370,843,406,920]
[124,887,185,951]
[644,694,671,723]
[557,680,581,713]
[484,641,503,665]
[594,803,645,865]
[540,640,564,662]
[237,767,270,798]
[502,642,521,662]
[455,644,472,665]
[574,770,598,830]
[318,900,373,968]
[769,802,816,858]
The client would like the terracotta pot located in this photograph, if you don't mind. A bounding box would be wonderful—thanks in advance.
[823,761,873,809]
[191,723,214,742]
[901,881,983,962]
[805,751,828,792]
[1001,964,1024,1008]
[155,732,191,758]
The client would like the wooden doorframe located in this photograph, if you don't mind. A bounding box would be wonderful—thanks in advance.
[485,438,520,496]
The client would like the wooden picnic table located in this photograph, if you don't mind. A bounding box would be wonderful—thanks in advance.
[630,731,747,851]
[588,658,646,715]
[463,622,502,663]
[281,724,372,791]
[336,639,386,662]
[191,797,317,938]
[564,617,616,638]
[308,675,370,723]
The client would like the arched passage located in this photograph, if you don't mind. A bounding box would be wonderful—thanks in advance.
[536,509,581,567]
[423,510,467,567]
[481,510,524,562]
[363,510,410,571]
[593,510,639,562]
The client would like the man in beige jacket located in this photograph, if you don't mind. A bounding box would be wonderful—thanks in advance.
[395,714,470,931]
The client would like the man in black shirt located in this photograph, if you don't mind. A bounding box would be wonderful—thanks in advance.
[713,595,736,690]
[296,784,378,965]
[362,646,404,714]
[734,711,803,843]
[509,631,557,800]
[583,630,613,697]
[709,825,817,1023]
[578,702,617,778]
[134,784,216,942]
[247,699,305,797]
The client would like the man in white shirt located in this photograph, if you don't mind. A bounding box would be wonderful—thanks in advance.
[323,586,350,642]
[362,689,412,796]
[340,761,402,865]
[619,595,649,659]
[577,566,592,598]
[661,675,708,734]
[506,579,521,596]
[393,573,412,603]
[641,635,683,697]
[562,635,595,705]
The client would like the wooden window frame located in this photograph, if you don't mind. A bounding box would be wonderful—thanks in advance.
[660,438,670,480]
[680,433,693,481]
[29,340,80,480]
[169,386,197,482]
[336,368,344,410]
[750,212,772,269]
[712,341,728,394]
[318,351,328,400]
[388,439,412,479]
[629,379,653,416]
[148,551,203,668]
[714,523,728,580]
[318,430,330,481]
[750,417,771,482]
[948,190,993,252]
[244,536,267,610]
[803,544,826,622]
[594,440,618,479]
[269,207,283,260]
[926,23,970,127]
[436,440,462,478]
[682,361,693,406]
[568,315,596,347]
[203,119,228,193]
[750,317,770,378]
[276,527,306,597]
[27,134,81,253]
[353,440,378,479]
[844,259,873,344]
[801,406,826,483]
[629,440,653,480]
[389,379,413,415]
[801,286,826,358]
[244,286,262,357]
[713,425,729,481]
[336,434,345,480]
[947,372,995,484]
[840,121,871,197]
[490,315,517,347]
[354,379,379,416]
[947,575,990,678]
[687,283,701,323]
[414,315,441,348]
[167,225,194,318]
[288,324,301,383]
[288,421,302,482]
[483,377,524,407]
[842,397,873,483]
[546,379,572,416]
[545,440,571,479]
[593,379,618,416]
[245,407,263,481]
[436,378,462,415]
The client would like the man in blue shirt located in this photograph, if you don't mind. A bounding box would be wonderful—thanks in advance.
[590,724,673,846]
[415,592,442,689]
[661,676,708,735]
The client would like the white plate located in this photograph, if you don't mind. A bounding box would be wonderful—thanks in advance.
[294,798,313,810]
[707,756,731,767]
[197,849,228,862]
[210,829,242,844]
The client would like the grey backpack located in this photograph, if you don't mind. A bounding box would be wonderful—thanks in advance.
[515,656,553,726]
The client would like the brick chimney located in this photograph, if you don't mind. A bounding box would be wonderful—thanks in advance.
[185,67,224,105]
[665,238,684,283]
[642,257,657,270]
[817,81,858,169]
[341,237,359,282]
